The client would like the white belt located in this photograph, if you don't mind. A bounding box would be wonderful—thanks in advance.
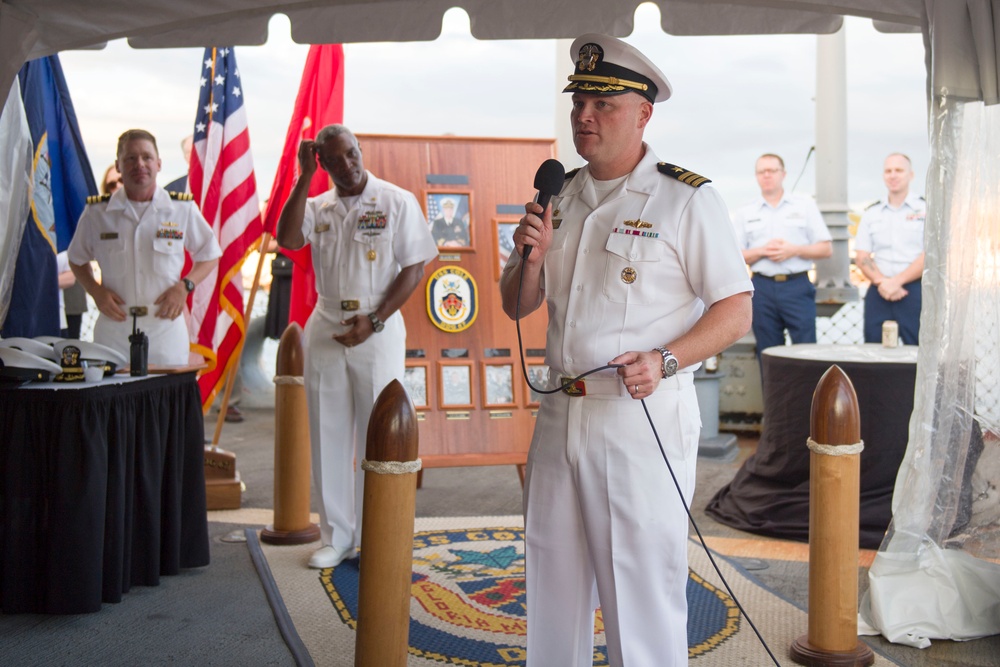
[550,372,693,398]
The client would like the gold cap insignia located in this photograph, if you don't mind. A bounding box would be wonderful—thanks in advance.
[578,44,602,72]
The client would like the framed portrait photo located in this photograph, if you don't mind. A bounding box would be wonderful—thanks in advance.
[493,218,518,281]
[425,191,473,250]
[439,361,474,408]
[403,362,430,409]
[482,361,516,408]
[525,363,549,406]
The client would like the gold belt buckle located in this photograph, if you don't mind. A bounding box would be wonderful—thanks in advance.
[560,377,586,397]
[774,274,788,282]
[340,300,361,311]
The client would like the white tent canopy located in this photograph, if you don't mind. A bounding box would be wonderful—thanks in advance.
[1,0,923,107]
[2,0,1000,650]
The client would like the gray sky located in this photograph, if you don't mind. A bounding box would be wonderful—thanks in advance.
[58,7,928,213]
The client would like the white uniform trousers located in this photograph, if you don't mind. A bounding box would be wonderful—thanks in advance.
[303,308,406,551]
[94,312,190,366]
[524,374,701,667]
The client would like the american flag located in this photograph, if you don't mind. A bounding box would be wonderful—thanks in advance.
[187,46,264,410]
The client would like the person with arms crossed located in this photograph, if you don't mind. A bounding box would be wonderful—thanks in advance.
[276,124,437,569]
[499,34,753,666]
[733,153,831,359]
[68,129,220,365]
[854,153,925,345]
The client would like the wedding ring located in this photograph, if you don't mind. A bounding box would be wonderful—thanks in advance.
[634,384,639,394]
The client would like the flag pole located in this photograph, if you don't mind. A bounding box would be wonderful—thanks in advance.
[210,230,271,448]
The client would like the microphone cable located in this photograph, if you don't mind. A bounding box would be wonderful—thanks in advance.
[513,255,781,667]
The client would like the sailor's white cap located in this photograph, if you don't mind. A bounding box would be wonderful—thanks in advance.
[0,346,63,383]
[0,337,60,363]
[53,339,127,371]
[563,33,672,103]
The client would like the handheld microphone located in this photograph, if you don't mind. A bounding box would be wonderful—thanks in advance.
[524,159,565,260]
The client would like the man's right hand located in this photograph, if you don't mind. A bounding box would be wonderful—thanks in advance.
[95,285,127,322]
[297,140,318,179]
[513,201,553,264]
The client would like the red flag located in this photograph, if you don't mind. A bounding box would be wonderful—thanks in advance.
[262,44,345,327]
[187,46,264,410]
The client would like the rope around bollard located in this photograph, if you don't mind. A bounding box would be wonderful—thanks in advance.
[806,437,864,456]
[361,458,422,475]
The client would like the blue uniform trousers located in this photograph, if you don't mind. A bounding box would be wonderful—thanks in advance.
[750,273,817,359]
[864,279,922,345]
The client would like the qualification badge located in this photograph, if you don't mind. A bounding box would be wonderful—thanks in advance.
[621,267,637,284]
[367,249,377,261]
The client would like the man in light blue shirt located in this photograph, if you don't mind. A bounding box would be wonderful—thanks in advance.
[733,153,832,359]
[855,153,925,344]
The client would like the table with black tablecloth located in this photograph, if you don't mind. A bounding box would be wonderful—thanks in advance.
[0,371,210,614]
[706,343,918,549]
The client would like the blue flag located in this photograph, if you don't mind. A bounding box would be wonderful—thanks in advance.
[1,55,96,338]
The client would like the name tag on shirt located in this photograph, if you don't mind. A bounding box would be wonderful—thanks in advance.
[315,223,331,233]
[100,232,119,240]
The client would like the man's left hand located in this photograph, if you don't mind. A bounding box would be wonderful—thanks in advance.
[334,315,374,347]
[153,282,189,320]
[611,350,662,399]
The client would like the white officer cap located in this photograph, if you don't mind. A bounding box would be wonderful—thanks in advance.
[0,337,60,362]
[0,346,63,384]
[54,340,127,375]
[564,33,672,103]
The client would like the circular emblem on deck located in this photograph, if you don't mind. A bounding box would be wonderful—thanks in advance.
[426,265,478,333]
[321,526,740,665]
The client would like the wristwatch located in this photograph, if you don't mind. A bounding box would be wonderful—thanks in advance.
[654,346,679,378]
[367,312,385,333]
[182,278,195,292]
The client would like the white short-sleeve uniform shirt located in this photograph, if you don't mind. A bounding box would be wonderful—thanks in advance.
[67,187,221,365]
[301,172,438,321]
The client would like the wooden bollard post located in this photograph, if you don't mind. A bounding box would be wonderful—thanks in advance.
[790,365,874,666]
[261,323,320,545]
[354,379,419,667]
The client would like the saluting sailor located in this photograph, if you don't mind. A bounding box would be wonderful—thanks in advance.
[276,124,437,570]
[499,34,753,666]
[68,129,221,366]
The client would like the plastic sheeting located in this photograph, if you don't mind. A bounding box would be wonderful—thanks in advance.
[859,96,1000,648]
[0,77,32,330]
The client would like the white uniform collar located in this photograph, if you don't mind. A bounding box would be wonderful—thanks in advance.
[107,186,170,213]
[561,143,661,204]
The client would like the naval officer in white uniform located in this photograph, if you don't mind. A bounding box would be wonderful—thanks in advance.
[500,34,753,667]
[276,124,437,570]
[68,129,220,366]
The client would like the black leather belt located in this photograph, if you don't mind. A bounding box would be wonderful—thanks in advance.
[753,271,809,282]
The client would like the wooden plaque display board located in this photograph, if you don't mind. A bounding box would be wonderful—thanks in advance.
[357,134,554,477]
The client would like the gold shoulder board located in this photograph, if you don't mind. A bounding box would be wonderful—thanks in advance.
[657,162,712,188]
[168,191,194,201]
[86,193,112,205]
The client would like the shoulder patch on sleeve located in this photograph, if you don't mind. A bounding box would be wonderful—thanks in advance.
[564,167,581,180]
[864,200,882,210]
[168,191,194,201]
[86,193,112,205]
[657,162,711,187]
